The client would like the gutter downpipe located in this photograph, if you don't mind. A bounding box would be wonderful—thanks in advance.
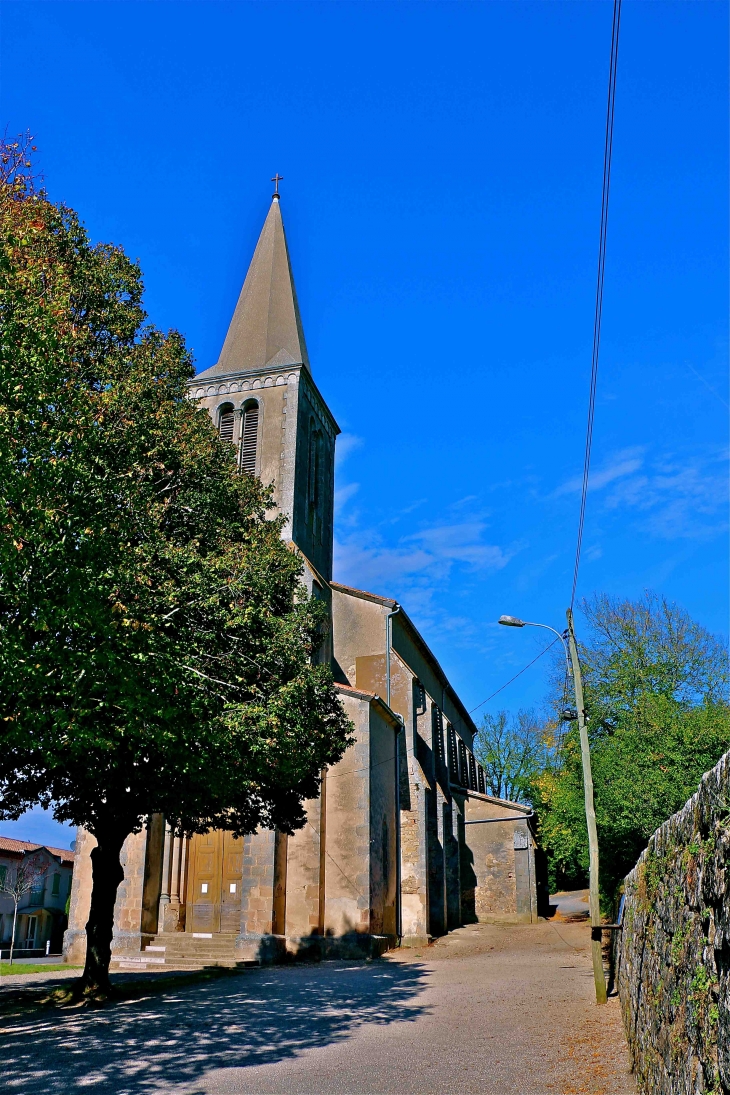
[385,604,402,943]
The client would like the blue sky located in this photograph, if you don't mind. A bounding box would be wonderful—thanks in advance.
[1,1,727,849]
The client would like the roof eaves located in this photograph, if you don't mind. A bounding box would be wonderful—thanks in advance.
[465,792,533,813]
[189,362,299,385]
[330,582,397,609]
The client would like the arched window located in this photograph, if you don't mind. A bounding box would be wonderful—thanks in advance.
[240,400,259,475]
[218,403,235,444]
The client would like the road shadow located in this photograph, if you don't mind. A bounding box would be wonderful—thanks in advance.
[5,960,430,1094]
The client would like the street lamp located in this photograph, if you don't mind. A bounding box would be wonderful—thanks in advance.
[498,609,607,1004]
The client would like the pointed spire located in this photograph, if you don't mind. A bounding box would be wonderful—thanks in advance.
[199,196,309,379]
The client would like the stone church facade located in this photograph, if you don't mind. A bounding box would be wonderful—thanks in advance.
[65,195,546,970]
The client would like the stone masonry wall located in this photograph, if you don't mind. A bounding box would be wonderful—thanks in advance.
[616,751,729,1095]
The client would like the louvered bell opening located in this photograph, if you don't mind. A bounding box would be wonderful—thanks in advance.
[219,411,235,444]
[240,406,259,475]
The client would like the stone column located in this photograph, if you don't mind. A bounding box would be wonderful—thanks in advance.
[157,822,173,929]
[63,827,94,964]
[179,837,190,930]
[140,814,165,937]
[164,834,183,931]
[113,827,151,955]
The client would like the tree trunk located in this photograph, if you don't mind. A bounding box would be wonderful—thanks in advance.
[9,901,18,965]
[80,828,128,997]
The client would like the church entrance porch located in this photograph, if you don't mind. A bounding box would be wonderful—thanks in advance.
[186,831,243,934]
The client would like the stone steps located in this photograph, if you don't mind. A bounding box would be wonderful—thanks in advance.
[111,932,247,972]
[109,930,395,971]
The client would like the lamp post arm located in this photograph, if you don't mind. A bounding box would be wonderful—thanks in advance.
[521,621,571,673]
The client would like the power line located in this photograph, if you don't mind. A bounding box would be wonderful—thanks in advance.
[469,638,559,716]
[570,0,622,610]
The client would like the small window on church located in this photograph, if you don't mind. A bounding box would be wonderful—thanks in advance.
[218,403,235,444]
[240,401,259,475]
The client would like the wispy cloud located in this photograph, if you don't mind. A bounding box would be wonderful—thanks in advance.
[403,521,509,570]
[553,445,728,541]
[603,449,728,540]
[334,481,360,516]
[553,447,646,497]
[334,518,515,601]
[333,437,517,636]
[335,433,363,467]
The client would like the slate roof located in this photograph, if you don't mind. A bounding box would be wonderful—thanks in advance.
[197,196,310,379]
[0,836,75,863]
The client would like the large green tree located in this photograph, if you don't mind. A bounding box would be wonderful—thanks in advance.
[535,592,729,899]
[0,138,352,994]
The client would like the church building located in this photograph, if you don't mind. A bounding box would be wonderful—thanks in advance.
[65,192,546,971]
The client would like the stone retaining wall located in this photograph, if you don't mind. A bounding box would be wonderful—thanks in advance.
[615,751,729,1094]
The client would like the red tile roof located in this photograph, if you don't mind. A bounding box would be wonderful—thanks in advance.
[335,681,377,699]
[0,836,75,863]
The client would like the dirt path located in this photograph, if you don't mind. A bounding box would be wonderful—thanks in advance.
[4,919,634,1094]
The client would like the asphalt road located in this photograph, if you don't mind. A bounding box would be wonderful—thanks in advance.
[5,917,635,1095]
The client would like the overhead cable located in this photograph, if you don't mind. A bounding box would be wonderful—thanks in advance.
[570,0,622,610]
[469,638,559,716]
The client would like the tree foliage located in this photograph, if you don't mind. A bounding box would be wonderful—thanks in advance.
[474,709,547,803]
[0,139,353,992]
[534,593,730,899]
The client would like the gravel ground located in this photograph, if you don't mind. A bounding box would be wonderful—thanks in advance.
[4,917,635,1095]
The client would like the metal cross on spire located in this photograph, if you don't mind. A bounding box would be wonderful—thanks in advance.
[271,173,283,199]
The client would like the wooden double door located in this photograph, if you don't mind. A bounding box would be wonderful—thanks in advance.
[186,830,243,933]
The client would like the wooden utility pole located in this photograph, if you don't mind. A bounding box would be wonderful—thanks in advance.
[566,607,607,1005]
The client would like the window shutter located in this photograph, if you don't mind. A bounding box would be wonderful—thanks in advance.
[218,410,235,444]
[432,707,445,762]
[448,726,458,781]
[458,740,468,787]
[240,405,259,474]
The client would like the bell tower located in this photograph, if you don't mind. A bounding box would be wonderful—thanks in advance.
[189,191,339,583]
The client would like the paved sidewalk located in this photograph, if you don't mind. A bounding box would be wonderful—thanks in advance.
[5,919,634,1094]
